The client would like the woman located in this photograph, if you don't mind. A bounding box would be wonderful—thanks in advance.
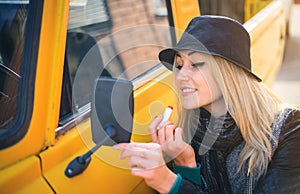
[113,15,300,193]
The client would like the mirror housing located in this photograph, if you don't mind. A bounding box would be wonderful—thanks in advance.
[65,77,134,178]
[91,77,134,145]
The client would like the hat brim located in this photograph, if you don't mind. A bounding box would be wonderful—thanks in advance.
[159,47,214,71]
[159,48,262,82]
[158,48,178,71]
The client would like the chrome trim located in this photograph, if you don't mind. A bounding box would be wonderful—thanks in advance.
[132,64,169,90]
[55,104,91,137]
[55,64,170,137]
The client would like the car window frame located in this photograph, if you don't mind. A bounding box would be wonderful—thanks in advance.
[0,0,44,149]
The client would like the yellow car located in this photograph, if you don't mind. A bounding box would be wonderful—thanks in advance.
[0,0,289,193]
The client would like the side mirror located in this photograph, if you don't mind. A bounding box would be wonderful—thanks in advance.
[91,77,134,145]
[65,77,134,178]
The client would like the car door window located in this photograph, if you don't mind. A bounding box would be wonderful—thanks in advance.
[0,1,43,149]
[59,0,172,125]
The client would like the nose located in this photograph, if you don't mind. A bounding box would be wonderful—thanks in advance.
[175,65,189,81]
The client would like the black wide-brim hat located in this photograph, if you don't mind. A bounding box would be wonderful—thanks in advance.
[159,15,261,81]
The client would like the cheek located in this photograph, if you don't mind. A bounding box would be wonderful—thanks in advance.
[196,72,221,101]
[197,79,212,102]
[204,77,222,100]
[174,73,180,85]
[194,72,211,94]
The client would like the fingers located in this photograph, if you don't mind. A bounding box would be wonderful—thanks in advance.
[112,143,129,150]
[158,123,176,144]
[114,142,166,174]
[128,155,147,169]
[114,142,159,150]
[157,125,166,145]
[174,127,183,144]
[114,144,145,159]
[148,115,163,142]
[127,154,163,170]
[149,115,176,144]
[165,124,177,142]
[113,142,161,159]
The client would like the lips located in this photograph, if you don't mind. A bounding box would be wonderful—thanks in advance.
[181,87,197,95]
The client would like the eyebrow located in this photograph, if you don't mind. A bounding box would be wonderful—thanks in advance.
[176,51,197,57]
[187,51,197,56]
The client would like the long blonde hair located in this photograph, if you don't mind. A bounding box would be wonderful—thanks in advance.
[176,54,286,177]
[210,56,285,176]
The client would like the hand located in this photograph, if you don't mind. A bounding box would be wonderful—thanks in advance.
[113,142,177,193]
[148,116,196,168]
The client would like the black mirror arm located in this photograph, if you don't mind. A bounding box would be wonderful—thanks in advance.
[64,124,117,178]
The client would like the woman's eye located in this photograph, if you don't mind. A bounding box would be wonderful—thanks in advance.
[192,62,205,67]
[175,64,183,70]
[175,62,204,70]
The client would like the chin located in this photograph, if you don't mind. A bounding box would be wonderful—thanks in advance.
[182,103,199,110]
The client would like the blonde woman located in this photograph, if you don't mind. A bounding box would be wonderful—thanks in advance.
[114,16,300,193]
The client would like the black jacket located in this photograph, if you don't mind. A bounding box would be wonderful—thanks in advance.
[177,108,300,194]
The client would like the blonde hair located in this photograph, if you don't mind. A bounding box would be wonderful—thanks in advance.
[175,54,286,178]
[210,56,285,176]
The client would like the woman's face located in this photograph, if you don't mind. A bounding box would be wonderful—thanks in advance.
[174,51,226,115]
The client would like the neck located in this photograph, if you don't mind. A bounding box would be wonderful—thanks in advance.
[202,96,227,117]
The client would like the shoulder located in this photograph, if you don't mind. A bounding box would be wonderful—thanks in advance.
[272,107,300,162]
[278,107,300,142]
[254,108,300,193]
